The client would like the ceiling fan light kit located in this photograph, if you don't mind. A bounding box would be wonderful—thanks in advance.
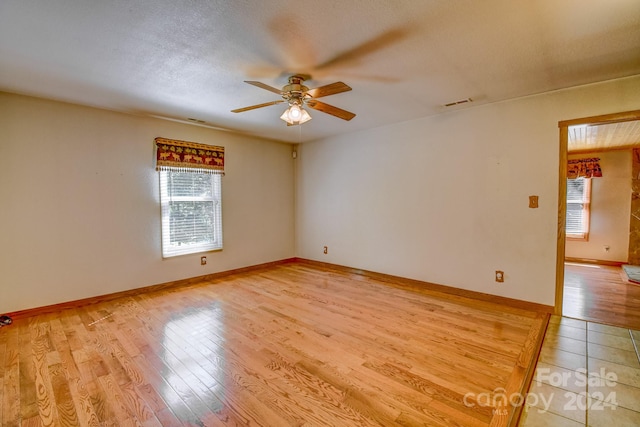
[280,103,312,125]
[232,75,355,126]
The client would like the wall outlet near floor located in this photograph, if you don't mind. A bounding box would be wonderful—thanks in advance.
[323,246,328,254]
[495,270,504,282]
[604,245,610,253]
[201,256,207,265]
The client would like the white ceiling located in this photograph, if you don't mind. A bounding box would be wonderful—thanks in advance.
[1,0,639,143]
[569,120,640,153]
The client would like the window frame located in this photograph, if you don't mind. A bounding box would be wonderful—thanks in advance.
[566,177,592,241]
[159,169,223,258]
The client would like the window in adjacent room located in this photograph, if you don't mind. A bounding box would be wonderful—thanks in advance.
[566,177,591,241]
[155,137,224,258]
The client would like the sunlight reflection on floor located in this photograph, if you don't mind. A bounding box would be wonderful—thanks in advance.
[162,303,226,420]
[565,262,602,268]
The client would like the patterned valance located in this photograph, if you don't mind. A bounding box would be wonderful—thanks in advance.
[155,137,224,174]
[567,158,602,179]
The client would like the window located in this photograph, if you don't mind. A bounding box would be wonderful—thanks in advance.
[566,177,591,241]
[160,170,222,257]
[155,137,224,258]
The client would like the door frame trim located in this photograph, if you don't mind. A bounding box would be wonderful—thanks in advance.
[555,109,640,315]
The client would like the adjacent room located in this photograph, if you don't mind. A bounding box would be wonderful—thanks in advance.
[562,120,640,329]
[1,1,640,426]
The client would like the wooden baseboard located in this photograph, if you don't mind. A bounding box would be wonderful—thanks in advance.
[5,257,298,320]
[5,256,554,320]
[508,313,550,426]
[565,257,625,267]
[294,258,554,314]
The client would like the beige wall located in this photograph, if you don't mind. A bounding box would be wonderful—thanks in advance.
[0,92,295,313]
[565,150,631,262]
[3,76,640,313]
[296,76,640,306]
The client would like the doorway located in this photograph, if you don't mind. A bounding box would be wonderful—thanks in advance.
[556,110,640,328]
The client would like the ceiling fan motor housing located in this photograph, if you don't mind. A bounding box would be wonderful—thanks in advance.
[282,75,310,103]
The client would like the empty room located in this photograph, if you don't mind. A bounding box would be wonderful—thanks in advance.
[1,1,640,426]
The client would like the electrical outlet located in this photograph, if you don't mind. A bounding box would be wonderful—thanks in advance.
[323,246,328,254]
[495,271,504,282]
[604,245,610,253]
[200,256,207,265]
[529,195,539,208]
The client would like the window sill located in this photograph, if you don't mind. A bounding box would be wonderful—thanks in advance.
[567,234,589,242]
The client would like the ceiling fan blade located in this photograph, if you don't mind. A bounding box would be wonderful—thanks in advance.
[314,27,410,72]
[306,82,352,98]
[306,100,356,121]
[244,80,283,95]
[231,100,284,113]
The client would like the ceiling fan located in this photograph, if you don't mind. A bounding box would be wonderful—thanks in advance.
[231,75,356,126]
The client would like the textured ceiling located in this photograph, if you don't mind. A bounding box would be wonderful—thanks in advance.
[1,0,639,143]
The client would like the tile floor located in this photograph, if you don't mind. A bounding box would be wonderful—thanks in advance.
[518,315,640,426]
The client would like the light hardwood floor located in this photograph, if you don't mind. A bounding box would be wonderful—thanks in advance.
[563,263,640,330]
[1,262,547,426]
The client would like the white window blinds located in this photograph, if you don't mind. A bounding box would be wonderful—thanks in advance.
[566,177,591,239]
[159,170,222,257]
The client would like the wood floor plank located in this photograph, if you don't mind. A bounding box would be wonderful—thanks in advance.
[29,319,58,426]
[96,374,136,426]
[0,261,545,426]
[2,324,20,427]
[563,263,640,329]
[48,362,80,426]
[0,331,4,426]
[47,318,102,426]
[18,322,38,421]
[67,377,101,427]
[20,415,44,427]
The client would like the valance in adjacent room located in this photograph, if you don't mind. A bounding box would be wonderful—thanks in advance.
[155,137,224,174]
[567,158,602,179]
